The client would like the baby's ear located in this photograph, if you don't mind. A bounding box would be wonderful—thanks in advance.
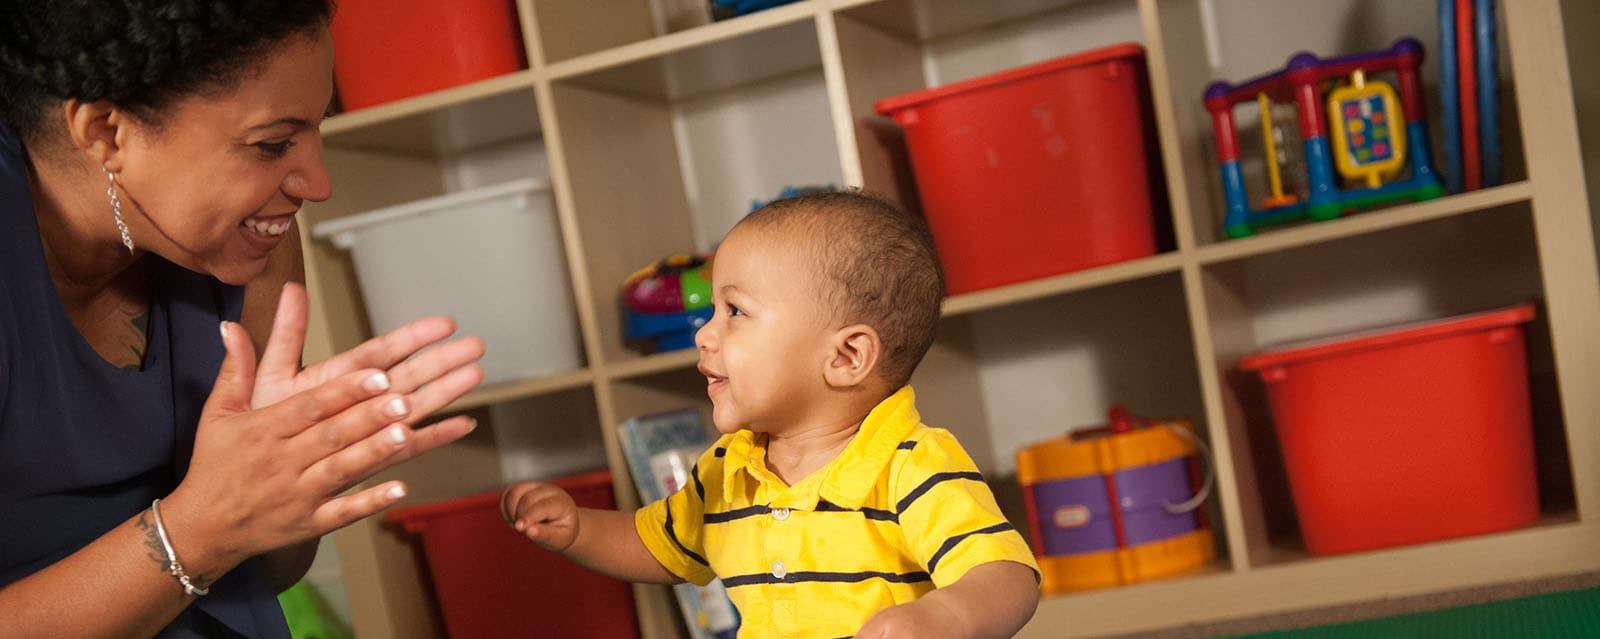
[824,324,881,389]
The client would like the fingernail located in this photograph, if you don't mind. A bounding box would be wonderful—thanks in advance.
[383,397,409,418]
[218,321,229,340]
[363,372,391,393]
[386,425,408,445]
[388,484,407,499]
[465,417,478,433]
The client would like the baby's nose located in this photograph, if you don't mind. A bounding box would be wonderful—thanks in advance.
[694,321,716,350]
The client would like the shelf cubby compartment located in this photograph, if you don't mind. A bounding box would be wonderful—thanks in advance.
[912,272,1231,578]
[548,17,847,368]
[1146,0,1525,248]
[1195,202,1575,569]
[304,86,588,404]
[528,0,821,66]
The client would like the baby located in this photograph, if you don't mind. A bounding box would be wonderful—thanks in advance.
[502,191,1040,638]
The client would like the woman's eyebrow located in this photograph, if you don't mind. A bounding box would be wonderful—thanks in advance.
[246,116,314,132]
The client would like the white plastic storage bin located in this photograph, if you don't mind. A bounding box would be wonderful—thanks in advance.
[312,178,582,385]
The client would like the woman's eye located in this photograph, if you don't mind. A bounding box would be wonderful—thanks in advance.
[254,140,295,159]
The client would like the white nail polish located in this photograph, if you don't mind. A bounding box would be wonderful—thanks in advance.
[219,322,228,340]
[388,484,407,499]
[383,397,408,417]
[363,372,391,392]
[386,425,408,445]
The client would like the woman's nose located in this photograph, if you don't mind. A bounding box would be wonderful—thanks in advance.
[283,138,333,203]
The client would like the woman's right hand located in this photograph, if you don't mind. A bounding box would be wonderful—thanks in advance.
[161,284,486,575]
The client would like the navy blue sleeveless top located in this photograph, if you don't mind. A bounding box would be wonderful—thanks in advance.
[0,126,291,638]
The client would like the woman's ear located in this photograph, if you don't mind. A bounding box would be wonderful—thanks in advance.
[824,323,881,389]
[62,99,127,171]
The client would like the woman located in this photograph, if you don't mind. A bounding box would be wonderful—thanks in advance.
[0,2,485,637]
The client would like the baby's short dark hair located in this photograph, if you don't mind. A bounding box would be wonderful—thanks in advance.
[739,190,944,389]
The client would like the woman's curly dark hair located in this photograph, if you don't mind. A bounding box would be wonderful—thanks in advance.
[0,0,334,144]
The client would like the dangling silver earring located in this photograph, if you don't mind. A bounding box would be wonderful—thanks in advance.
[104,166,134,253]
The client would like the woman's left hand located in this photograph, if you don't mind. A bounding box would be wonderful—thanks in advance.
[250,283,483,414]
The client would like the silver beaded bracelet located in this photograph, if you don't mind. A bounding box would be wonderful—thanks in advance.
[149,499,210,597]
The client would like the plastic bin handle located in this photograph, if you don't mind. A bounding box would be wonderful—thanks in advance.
[1162,424,1216,515]
[329,231,359,251]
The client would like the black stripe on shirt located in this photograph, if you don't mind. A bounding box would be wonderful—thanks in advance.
[703,505,771,524]
[927,522,1017,574]
[896,471,985,514]
[691,462,705,501]
[664,502,709,567]
[897,440,918,450]
[815,499,898,522]
[714,447,727,457]
[721,570,932,588]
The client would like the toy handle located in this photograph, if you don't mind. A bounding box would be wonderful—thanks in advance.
[1162,424,1216,515]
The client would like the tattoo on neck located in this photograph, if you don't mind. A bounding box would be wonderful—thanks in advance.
[118,306,150,371]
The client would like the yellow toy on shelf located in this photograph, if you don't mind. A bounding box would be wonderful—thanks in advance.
[1327,69,1409,189]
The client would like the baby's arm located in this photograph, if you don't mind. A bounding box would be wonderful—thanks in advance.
[869,429,1043,637]
[855,561,1039,639]
[501,481,681,584]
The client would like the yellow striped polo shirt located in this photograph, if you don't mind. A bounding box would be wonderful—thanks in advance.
[635,386,1039,638]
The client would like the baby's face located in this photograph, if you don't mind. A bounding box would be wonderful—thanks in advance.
[694,224,836,435]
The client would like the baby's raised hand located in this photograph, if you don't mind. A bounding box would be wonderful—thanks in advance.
[499,482,580,552]
[854,598,965,639]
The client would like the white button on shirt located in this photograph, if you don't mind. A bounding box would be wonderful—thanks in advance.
[772,507,790,521]
[771,560,787,579]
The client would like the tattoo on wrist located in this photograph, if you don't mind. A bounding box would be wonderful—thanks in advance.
[136,510,167,567]
[144,501,216,594]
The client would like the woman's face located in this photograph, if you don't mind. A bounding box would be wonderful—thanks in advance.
[112,28,335,285]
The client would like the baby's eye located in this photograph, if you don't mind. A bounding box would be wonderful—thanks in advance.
[727,304,745,318]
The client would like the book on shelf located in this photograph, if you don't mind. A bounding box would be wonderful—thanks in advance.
[618,409,740,639]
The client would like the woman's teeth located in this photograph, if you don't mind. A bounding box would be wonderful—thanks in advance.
[244,218,291,237]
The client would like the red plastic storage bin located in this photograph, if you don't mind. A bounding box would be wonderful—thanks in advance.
[1238,304,1541,556]
[330,0,526,110]
[385,470,639,638]
[874,43,1162,295]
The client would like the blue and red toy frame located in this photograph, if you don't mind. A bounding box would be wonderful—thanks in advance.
[1205,39,1444,239]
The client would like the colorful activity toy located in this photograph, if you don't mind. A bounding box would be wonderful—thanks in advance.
[1016,406,1216,593]
[623,254,715,352]
[1205,38,1444,239]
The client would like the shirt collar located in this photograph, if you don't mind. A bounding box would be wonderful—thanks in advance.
[720,385,922,510]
